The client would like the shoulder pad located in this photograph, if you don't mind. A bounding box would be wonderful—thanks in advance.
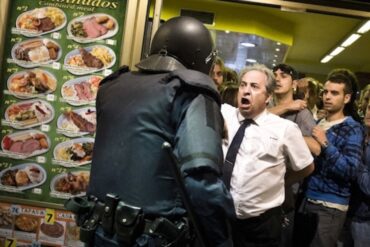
[99,65,130,87]
[169,69,221,105]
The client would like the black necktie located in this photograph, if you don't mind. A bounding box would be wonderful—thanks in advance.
[222,119,253,190]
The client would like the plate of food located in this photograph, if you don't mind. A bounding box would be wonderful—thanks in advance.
[57,107,96,137]
[67,13,118,43]
[0,163,46,191]
[5,99,54,129]
[7,69,57,99]
[50,171,90,198]
[16,7,67,37]
[61,75,102,105]
[40,220,65,239]
[14,214,39,233]
[53,137,94,166]
[11,38,61,68]
[1,130,50,158]
[64,45,115,75]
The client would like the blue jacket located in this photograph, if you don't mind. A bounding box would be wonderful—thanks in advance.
[350,143,370,221]
[306,117,364,205]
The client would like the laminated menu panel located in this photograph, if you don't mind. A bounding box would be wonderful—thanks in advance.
[0,0,127,208]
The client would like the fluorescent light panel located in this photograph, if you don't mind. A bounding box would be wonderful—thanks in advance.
[341,34,361,47]
[246,58,257,63]
[321,21,367,64]
[321,55,333,63]
[240,42,256,47]
[357,20,370,34]
[330,47,345,56]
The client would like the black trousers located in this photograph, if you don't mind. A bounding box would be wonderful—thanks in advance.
[232,206,282,247]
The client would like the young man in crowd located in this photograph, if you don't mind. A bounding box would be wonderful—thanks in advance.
[211,57,225,89]
[295,69,364,247]
[270,64,320,247]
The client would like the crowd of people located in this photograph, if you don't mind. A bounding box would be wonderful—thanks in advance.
[68,16,370,247]
[212,55,369,247]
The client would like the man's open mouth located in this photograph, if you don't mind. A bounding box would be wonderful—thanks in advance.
[241,98,250,104]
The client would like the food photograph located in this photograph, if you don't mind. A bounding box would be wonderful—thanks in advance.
[5,99,54,129]
[16,7,66,37]
[65,221,82,247]
[57,107,96,137]
[0,0,127,244]
[0,206,12,230]
[50,171,90,198]
[61,75,102,106]
[39,219,65,241]
[0,163,46,191]
[67,13,118,43]
[14,214,39,233]
[11,38,62,68]
[1,130,50,158]
[7,69,57,99]
[53,138,94,167]
[64,45,115,75]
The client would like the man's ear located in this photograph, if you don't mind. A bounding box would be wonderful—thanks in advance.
[344,94,351,104]
[265,94,272,105]
[292,79,298,91]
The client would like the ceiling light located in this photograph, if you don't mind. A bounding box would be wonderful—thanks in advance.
[225,30,230,34]
[246,58,257,63]
[240,42,256,47]
[273,59,276,62]
[277,42,281,45]
[272,63,276,67]
[274,54,278,57]
[321,55,333,63]
[280,6,306,13]
[330,47,345,56]
[340,34,361,47]
[275,48,280,51]
[357,20,370,34]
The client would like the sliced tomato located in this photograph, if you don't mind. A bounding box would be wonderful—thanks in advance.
[2,136,13,150]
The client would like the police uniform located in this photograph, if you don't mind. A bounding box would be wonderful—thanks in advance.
[85,66,234,246]
[66,16,234,247]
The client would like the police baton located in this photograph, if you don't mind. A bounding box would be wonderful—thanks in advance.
[162,142,207,247]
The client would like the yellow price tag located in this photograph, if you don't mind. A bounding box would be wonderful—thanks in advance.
[45,208,55,224]
[5,238,16,247]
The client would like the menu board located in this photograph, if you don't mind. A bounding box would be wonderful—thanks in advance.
[0,202,84,246]
[0,0,127,206]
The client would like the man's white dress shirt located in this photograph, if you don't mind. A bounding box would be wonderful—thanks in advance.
[222,104,313,219]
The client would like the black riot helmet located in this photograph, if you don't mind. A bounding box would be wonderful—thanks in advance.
[136,16,216,74]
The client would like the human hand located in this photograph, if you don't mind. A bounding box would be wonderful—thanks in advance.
[312,126,328,147]
[287,100,307,111]
[317,109,327,120]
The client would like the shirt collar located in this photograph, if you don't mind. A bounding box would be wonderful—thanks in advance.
[237,109,268,125]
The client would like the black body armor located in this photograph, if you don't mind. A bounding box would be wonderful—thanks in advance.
[88,68,223,218]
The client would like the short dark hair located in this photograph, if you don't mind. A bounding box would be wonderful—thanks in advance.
[326,69,357,95]
[326,68,360,122]
[272,64,299,80]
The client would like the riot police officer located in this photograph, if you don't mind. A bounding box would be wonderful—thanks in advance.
[67,16,235,247]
